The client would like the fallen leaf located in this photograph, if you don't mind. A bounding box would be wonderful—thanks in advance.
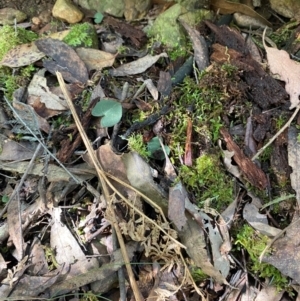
[7,197,24,261]
[264,32,300,109]
[27,69,68,113]
[262,217,300,284]
[0,134,42,161]
[211,0,272,27]
[75,47,116,71]
[0,42,45,68]
[168,183,187,231]
[179,20,209,71]
[0,31,70,68]
[243,203,281,237]
[51,207,86,265]
[109,53,168,76]
[35,38,88,84]
[13,100,50,133]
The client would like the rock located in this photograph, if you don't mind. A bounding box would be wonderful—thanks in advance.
[0,8,27,25]
[124,0,151,21]
[52,0,84,24]
[270,0,300,20]
[148,4,212,48]
[77,0,125,18]
[148,4,187,48]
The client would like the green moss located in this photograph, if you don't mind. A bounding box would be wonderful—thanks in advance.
[179,153,233,209]
[235,224,290,292]
[63,23,98,49]
[0,26,37,100]
[127,134,150,160]
[0,25,38,62]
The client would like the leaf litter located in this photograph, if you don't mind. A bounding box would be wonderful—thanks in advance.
[1,4,300,301]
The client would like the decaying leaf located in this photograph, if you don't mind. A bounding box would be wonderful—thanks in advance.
[13,100,50,133]
[264,32,300,109]
[211,0,272,27]
[35,38,88,84]
[243,203,281,237]
[0,42,45,68]
[168,183,187,231]
[51,207,86,265]
[27,69,68,113]
[0,134,42,161]
[75,47,116,71]
[7,197,24,261]
[179,20,209,71]
[109,53,168,76]
[262,217,300,284]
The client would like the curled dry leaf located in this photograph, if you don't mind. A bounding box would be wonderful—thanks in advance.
[263,30,300,109]
[75,48,116,72]
[27,70,68,113]
[109,53,168,76]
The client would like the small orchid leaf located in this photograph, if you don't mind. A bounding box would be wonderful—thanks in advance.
[147,137,170,160]
[92,98,122,128]
[94,12,104,24]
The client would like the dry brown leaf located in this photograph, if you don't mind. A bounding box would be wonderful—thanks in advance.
[7,197,24,261]
[0,42,45,68]
[76,48,116,71]
[211,0,272,27]
[168,183,187,231]
[27,70,68,119]
[264,35,300,109]
[110,53,168,76]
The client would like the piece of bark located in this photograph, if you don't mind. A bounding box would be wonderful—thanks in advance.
[220,127,267,190]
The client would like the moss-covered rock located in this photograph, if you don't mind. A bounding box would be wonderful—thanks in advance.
[63,22,98,49]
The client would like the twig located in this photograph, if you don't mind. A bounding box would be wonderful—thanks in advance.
[252,104,300,161]
[56,72,143,301]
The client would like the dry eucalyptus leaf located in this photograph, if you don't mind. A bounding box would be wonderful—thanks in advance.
[51,207,86,265]
[76,48,116,71]
[168,183,187,231]
[28,70,68,112]
[0,42,45,68]
[264,37,300,109]
[7,197,24,261]
[0,134,42,161]
[110,53,168,76]
[13,100,50,133]
[243,203,281,237]
[262,217,300,284]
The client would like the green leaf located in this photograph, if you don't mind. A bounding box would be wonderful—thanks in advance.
[147,137,170,160]
[92,98,122,128]
[94,12,104,24]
